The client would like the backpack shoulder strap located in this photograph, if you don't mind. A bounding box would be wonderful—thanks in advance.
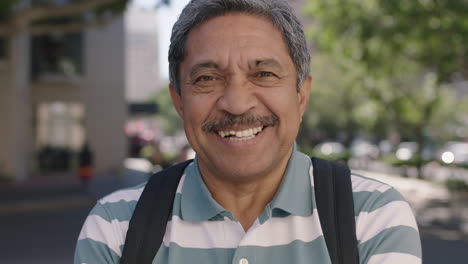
[120,159,193,264]
[311,157,359,264]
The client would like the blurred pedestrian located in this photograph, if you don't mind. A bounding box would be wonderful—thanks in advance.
[78,142,93,188]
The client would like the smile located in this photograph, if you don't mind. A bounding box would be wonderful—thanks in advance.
[217,126,263,141]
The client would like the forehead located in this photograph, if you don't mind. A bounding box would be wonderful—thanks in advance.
[181,12,294,71]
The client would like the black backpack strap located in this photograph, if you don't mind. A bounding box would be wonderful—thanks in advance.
[120,159,193,264]
[311,157,359,264]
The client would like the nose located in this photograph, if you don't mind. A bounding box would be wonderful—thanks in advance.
[216,76,257,115]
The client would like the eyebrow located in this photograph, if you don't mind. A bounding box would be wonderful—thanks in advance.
[188,58,284,77]
[253,58,283,70]
[189,61,220,77]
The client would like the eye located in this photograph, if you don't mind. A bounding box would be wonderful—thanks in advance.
[191,75,223,90]
[249,71,281,87]
[195,75,218,83]
[255,71,277,78]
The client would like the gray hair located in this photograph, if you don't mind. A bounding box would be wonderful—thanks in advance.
[168,0,311,94]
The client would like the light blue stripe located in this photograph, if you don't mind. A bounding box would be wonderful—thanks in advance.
[359,226,422,264]
[172,193,230,221]
[154,237,331,264]
[89,201,137,222]
[154,243,233,263]
[181,161,226,222]
[90,192,229,223]
[352,188,407,216]
[237,238,331,264]
[74,238,120,264]
[270,148,313,217]
[103,182,146,197]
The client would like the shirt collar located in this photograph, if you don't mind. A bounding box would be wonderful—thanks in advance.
[180,160,226,222]
[180,144,313,222]
[269,144,313,217]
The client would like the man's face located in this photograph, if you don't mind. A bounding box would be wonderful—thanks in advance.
[170,13,311,182]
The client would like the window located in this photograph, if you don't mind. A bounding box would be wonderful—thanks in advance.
[36,102,85,171]
[31,32,83,79]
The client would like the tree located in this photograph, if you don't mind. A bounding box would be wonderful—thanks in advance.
[305,0,468,178]
[148,87,184,136]
[299,52,380,148]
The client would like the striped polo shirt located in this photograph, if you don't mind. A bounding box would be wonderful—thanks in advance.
[74,149,422,264]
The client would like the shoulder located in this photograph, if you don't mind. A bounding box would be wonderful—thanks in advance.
[98,182,147,207]
[351,173,405,213]
[351,173,415,229]
[93,182,147,221]
[74,183,147,263]
[350,173,422,263]
[88,182,147,230]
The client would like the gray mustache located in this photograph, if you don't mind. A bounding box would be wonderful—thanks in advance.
[202,112,279,132]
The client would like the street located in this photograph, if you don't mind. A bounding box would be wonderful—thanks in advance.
[421,236,468,264]
[1,202,467,264]
[0,206,90,264]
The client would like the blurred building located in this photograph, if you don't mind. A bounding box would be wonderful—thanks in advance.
[0,5,164,182]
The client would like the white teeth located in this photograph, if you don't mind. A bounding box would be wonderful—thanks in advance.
[229,135,255,141]
[217,126,264,139]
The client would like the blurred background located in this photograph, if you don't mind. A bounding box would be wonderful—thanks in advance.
[0,0,467,263]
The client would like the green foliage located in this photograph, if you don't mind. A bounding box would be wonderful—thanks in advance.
[0,0,14,21]
[306,0,468,81]
[0,174,12,183]
[300,52,377,145]
[304,0,468,149]
[445,179,468,191]
[379,154,432,167]
[95,0,129,17]
[148,87,184,135]
[2,0,130,26]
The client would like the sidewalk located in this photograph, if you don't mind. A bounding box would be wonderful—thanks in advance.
[354,170,468,240]
[0,169,150,215]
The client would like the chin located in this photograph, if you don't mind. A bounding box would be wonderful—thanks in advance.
[214,156,278,181]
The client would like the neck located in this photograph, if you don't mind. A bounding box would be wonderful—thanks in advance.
[198,150,292,231]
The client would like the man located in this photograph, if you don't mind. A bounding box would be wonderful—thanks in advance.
[75,0,422,263]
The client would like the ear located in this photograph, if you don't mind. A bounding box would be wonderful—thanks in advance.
[169,83,184,118]
[298,75,312,118]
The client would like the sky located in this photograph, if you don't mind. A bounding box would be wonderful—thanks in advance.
[132,0,190,79]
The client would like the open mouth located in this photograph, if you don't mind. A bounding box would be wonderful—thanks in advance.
[216,126,264,142]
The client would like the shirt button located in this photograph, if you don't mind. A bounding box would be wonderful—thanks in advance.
[239,258,249,264]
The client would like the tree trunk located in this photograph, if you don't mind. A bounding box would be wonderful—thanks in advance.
[414,126,425,179]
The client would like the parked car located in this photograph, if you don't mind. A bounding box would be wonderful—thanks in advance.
[350,140,379,159]
[314,142,345,156]
[395,142,418,161]
[394,142,434,161]
[312,141,349,161]
[437,141,468,165]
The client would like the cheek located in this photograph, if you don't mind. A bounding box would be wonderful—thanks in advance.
[182,95,218,125]
[276,96,303,137]
[260,89,301,118]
